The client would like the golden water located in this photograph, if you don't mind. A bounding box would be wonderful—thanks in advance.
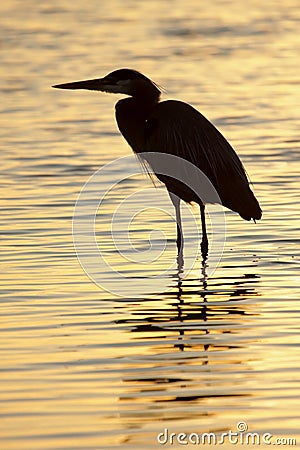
[1,0,299,448]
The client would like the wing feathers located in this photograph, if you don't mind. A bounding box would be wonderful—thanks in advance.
[145,100,262,220]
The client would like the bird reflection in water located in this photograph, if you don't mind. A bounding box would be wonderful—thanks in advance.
[115,269,260,441]
[116,263,260,354]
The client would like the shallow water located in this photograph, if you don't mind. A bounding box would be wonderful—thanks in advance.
[1,0,300,449]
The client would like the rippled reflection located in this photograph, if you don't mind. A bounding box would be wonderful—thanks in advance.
[114,273,261,446]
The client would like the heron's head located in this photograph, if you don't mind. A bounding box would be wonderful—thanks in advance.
[53,68,161,100]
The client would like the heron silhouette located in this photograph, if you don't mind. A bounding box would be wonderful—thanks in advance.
[53,68,262,258]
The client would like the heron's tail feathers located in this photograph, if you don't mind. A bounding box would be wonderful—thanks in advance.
[220,182,262,222]
[237,190,262,221]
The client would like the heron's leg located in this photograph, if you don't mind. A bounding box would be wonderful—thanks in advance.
[169,192,183,255]
[200,204,208,258]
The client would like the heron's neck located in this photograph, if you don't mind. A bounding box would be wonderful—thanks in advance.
[131,81,161,107]
[115,96,159,152]
[132,91,160,113]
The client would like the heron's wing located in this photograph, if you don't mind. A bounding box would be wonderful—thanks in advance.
[144,100,261,220]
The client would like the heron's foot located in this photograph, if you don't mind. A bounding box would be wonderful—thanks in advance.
[176,250,184,282]
[176,237,183,254]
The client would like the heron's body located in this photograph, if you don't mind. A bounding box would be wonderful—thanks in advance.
[53,68,262,257]
[116,97,261,221]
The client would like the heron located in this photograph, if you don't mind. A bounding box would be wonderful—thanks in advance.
[53,68,262,258]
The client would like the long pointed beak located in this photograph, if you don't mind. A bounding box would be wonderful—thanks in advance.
[52,78,106,91]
